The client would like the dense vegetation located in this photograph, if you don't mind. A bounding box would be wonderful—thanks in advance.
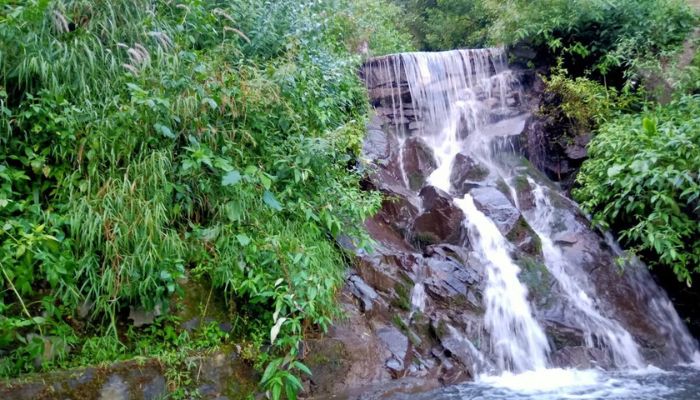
[575,96,700,284]
[0,0,411,397]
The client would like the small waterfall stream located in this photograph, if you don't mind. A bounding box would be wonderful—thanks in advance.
[526,179,645,369]
[456,194,550,372]
[361,48,699,387]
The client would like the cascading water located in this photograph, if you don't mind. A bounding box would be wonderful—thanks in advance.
[456,194,550,372]
[526,178,645,369]
[361,47,699,388]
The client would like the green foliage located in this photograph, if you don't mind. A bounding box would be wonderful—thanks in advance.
[396,0,494,50]
[540,65,640,136]
[0,0,405,397]
[486,0,696,80]
[574,96,700,284]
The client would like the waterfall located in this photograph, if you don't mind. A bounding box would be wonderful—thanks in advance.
[361,48,698,376]
[456,194,550,371]
[527,179,645,368]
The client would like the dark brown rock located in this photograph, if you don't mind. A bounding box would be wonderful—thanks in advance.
[402,137,438,191]
[412,186,465,246]
[449,153,488,196]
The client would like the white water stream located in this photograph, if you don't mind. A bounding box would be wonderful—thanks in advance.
[363,48,699,392]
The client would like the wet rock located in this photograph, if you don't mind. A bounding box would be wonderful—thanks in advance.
[356,252,418,295]
[99,375,128,400]
[363,116,393,163]
[409,121,425,131]
[449,153,488,196]
[506,217,542,257]
[424,244,471,265]
[375,193,420,236]
[520,110,589,193]
[376,325,409,367]
[432,321,485,374]
[469,187,521,235]
[423,257,482,311]
[402,137,438,191]
[349,275,380,313]
[367,86,412,104]
[305,300,392,397]
[550,347,614,370]
[412,186,465,246]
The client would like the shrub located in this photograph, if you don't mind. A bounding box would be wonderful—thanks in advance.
[0,0,405,397]
[486,0,697,82]
[574,96,700,284]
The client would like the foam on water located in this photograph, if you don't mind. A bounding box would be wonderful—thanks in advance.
[470,367,678,400]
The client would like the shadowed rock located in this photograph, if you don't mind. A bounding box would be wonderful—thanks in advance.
[449,153,488,196]
[412,186,465,246]
[403,137,438,191]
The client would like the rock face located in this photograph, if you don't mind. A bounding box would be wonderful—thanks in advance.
[305,50,697,399]
[403,137,438,190]
[469,187,520,236]
[0,353,257,400]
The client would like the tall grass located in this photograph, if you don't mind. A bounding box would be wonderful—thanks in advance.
[0,0,405,397]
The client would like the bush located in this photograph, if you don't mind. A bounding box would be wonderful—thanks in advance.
[486,0,697,82]
[396,0,494,50]
[541,66,632,135]
[574,96,700,284]
[0,0,406,397]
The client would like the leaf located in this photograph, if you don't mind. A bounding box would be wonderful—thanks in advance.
[222,170,242,186]
[285,384,298,400]
[642,117,657,135]
[271,383,282,400]
[285,373,303,390]
[270,317,287,344]
[154,123,176,139]
[293,361,312,376]
[607,165,623,177]
[260,174,272,190]
[236,234,251,246]
[261,358,283,384]
[263,191,283,211]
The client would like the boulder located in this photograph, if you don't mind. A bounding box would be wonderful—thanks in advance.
[449,153,488,196]
[423,258,482,311]
[349,275,380,313]
[412,186,465,246]
[469,187,521,235]
[363,116,393,164]
[402,137,437,191]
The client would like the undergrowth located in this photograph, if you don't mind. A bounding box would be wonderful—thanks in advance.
[0,0,410,398]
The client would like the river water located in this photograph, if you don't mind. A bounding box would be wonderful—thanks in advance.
[392,366,700,399]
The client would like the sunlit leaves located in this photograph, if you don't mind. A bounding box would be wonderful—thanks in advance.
[263,190,283,211]
[221,170,241,186]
